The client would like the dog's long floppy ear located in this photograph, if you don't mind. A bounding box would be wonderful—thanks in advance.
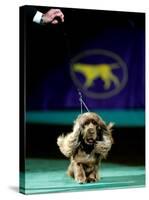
[107,122,114,144]
[97,119,114,140]
[107,122,114,132]
[97,127,103,141]
[57,120,83,158]
[98,121,114,145]
[73,117,83,141]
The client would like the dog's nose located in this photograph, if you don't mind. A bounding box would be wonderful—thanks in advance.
[88,128,94,133]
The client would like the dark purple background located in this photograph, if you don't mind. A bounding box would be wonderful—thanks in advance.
[25,7,145,110]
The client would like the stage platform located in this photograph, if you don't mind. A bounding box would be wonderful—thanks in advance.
[20,158,145,194]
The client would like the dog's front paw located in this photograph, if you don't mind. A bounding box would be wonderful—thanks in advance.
[87,173,99,183]
[75,176,86,184]
[87,177,96,183]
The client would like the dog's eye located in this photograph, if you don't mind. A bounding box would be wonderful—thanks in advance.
[91,120,97,125]
[84,120,90,126]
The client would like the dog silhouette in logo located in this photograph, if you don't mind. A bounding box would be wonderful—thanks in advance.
[73,63,120,89]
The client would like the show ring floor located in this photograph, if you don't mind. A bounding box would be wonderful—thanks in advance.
[20,159,145,194]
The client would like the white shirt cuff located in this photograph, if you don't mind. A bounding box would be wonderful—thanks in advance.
[33,11,43,24]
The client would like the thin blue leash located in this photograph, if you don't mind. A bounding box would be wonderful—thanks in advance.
[78,89,90,114]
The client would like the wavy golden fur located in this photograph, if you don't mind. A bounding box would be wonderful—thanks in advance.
[57,112,114,184]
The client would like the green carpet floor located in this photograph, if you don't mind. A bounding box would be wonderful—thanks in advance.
[20,159,145,194]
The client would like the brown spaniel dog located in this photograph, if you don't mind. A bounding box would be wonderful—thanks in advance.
[57,112,114,184]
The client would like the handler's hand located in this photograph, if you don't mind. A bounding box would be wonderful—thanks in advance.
[41,9,64,24]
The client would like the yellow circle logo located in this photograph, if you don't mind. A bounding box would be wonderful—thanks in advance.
[70,49,128,99]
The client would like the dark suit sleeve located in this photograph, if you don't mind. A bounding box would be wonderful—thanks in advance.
[23,5,38,21]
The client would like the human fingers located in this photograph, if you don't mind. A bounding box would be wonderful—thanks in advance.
[53,12,64,22]
[45,9,61,22]
[47,9,64,18]
[44,9,64,24]
[51,19,58,24]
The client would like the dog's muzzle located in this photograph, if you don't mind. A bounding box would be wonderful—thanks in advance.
[86,138,95,145]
